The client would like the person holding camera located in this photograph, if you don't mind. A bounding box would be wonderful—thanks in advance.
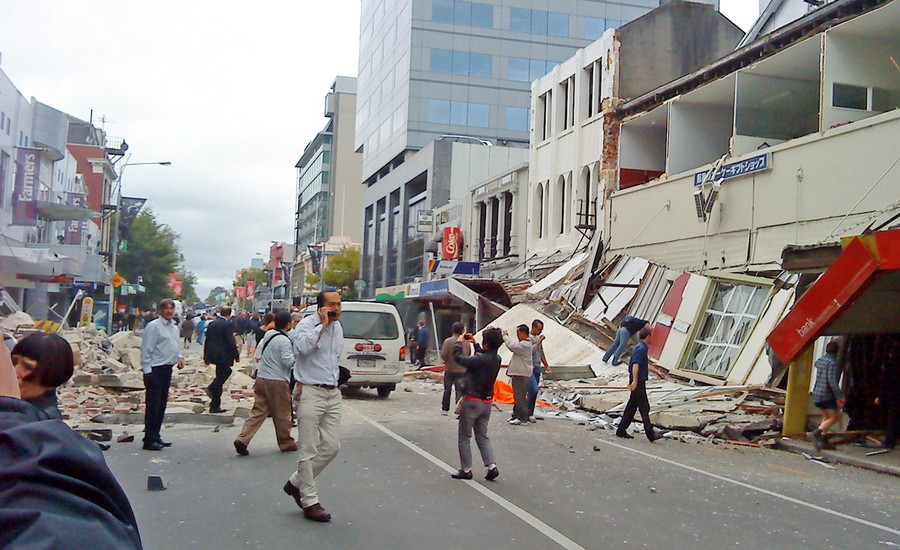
[450,328,504,482]
[283,291,344,523]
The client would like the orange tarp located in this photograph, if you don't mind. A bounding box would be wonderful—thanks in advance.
[493,378,553,408]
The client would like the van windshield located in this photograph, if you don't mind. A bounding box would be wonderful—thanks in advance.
[340,311,399,340]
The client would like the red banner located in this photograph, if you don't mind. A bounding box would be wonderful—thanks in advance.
[172,281,183,297]
[246,281,256,296]
[442,227,462,260]
[167,273,178,289]
[235,286,246,299]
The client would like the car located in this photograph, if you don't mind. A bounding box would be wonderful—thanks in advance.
[337,301,407,398]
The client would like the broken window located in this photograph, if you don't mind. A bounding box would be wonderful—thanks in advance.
[684,281,767,378]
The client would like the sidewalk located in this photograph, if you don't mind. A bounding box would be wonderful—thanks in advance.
[777,437,900,477]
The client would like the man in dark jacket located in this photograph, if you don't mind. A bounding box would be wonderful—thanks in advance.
[204,306,240,413]
[450,328,503,481]
[0,342,143,549]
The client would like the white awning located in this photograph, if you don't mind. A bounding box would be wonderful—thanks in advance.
[0,244,83,277]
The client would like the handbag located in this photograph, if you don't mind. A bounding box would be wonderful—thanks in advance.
[338,366,352,386]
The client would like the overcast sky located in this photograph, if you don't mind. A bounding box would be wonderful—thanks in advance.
[0,1,757,299]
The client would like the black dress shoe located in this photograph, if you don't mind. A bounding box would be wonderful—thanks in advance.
[451,470,473,480]
[485,466,500,481]
[142,441,164,451]
[158,439,173,447]
[647,432,662,442]
[303,503,332,523]
[209,407,228,414]
[616,432,635,439]
[283,481,303,509]
[234,440,249,456]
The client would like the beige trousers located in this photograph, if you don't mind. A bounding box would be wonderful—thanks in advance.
[288,384,342,507]
[235,378,295,450]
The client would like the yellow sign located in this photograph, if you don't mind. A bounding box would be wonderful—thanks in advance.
[110,273,126,288]
[79,297,94,327]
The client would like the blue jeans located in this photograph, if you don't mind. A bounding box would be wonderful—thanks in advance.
[527,367,541,417]
[603,327,632,365]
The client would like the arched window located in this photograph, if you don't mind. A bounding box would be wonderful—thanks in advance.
[557,175,566,235]
[535,183,544,239]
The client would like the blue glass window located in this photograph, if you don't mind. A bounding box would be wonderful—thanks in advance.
[531,10,548,34]
[452,50,470,74]
[530,59,549,80]
[508,58,530,82]
[471,3,493,28]
[510,8,530,32]
[506,107,530,131]
[548,13,568,37]
[585,17,605,40]
[468,103,490,127]
[454,1,471,25]
[430,49,453,73]
[450,102,467,125]
[433,0,453,23]
[428,99,451,124]
[470,53,492,77]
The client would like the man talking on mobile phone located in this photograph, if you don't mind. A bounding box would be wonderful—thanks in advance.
[282,290,343,523]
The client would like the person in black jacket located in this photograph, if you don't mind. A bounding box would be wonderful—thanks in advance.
[603,315,650,366]
[450,327,503,481]
[0,339,143,549]
[10,333,74,419]
[204,306,240,413]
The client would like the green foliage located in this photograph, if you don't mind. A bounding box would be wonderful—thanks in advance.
[117,209,181,308]
[234,268,267,287]
[177,268,199,304]
[306,247,361,299]
[205,286,230,305]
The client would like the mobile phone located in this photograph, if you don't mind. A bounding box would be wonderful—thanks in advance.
[327,310,338,319]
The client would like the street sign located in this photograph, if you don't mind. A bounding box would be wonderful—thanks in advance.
[354,279,367,292]
[110,273,125,288]
[118,240,128,252]
[417,212,433,232]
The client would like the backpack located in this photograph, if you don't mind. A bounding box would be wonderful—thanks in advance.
[251,330,290,379]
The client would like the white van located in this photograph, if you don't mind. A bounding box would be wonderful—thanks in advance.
[338,301,407,398]
[298,301,407,398]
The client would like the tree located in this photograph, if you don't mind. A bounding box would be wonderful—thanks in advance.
[117,209,181,308]
[205,286,230,305]
[177,268,199,304]
[306,247,361,299]
[234,268,267,287]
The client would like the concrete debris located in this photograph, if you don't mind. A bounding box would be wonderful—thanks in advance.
[0,311,35,331]
[147,475,166,491]
[18,326,257,428]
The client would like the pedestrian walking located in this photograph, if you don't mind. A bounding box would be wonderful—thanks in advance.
[283,291,344,523]
[440,322,470,415]
[603,315,650,366]
[415,320,430,367]
[875,344,899,450]
[246,312,262,357]
[181,315,194,347]
[196,315,208,345]
[10,333,75,419]
[503,325,533,426]
[203,307,239,414]
[140,299,185,451]
[408,326,419,368]
[450,328,504,481]
[809,341,845,451]
[233,311,297,456]
[616,327,665,441]
[528,319,551,421]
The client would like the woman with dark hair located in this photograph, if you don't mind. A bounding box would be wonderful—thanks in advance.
[11,333,75,419]
[451,327,504,481]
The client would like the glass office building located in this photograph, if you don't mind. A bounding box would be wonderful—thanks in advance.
[355,0,666,184]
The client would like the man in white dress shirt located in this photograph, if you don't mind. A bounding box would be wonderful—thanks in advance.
[140,299,184,451]
[282,291,343,523]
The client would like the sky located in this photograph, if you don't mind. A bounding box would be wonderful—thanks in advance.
[0,1,758,299]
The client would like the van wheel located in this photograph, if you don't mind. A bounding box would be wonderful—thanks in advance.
[377,387,392,399]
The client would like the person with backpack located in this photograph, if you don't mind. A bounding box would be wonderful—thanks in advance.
[233,311,297,456]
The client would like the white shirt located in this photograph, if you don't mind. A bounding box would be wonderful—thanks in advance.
[291,314,343,386]
[140,317,182,374]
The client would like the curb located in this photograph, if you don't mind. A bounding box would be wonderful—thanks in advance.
[776,440,900,477]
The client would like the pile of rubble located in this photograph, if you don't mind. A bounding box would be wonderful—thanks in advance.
[536,373,786,447]
[49,326,256,422]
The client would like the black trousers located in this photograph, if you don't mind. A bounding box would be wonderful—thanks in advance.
[208,364,233,409]
[416,345,428,367]
[617,381,656,440]
[442,372,465,412]
[144,365,173,443]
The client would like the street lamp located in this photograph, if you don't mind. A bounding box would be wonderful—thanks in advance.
[107,159,172,333]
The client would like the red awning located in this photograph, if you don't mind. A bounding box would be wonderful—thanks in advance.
[767,228,900,365]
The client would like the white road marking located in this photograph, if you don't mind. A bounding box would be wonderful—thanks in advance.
[598,438,900,537]
[357,413,586,550]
